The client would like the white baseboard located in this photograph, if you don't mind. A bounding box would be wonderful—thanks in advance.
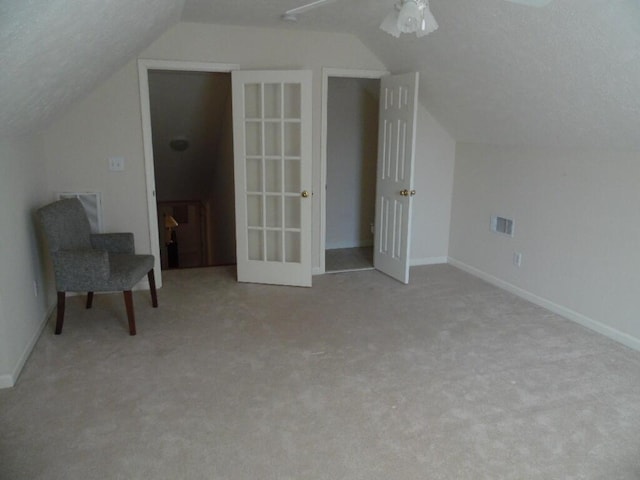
[448,257,640,352]
[0,305,54,389]
[0,374,14,389]
[410,256,448,267]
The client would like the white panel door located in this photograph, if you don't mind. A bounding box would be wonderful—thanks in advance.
[373,72,419,284]
[232,70,313,287]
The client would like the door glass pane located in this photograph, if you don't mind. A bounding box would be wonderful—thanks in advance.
[245,122,262,156]
[285,197,300,229]
[247,195,263,227]
[246,158,262,192]
[284,160,301,193]
[264,122,281,156]
[264,83,281,119]
[285,231,301,263]
[283,83,301,119]
[284,122,301,157]
[266,230,282,262]
[248,229,263,261]
[265,195,282,228]
[265,159,281,193]
[245,84,261,118]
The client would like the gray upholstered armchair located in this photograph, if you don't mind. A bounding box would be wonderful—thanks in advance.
[37,198,157,335]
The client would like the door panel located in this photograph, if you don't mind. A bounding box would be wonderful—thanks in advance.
[374,72,419,284]
[232,70,312,287]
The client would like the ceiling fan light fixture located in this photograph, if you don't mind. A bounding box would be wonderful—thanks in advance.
[397,0,421,33]
[380,10,402,37]
[416,4,438,36]
[380,0,438,38]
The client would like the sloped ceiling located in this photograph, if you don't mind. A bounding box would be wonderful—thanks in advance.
[3,0,640,150]
[183,0,640,150]
[0,0,185,137]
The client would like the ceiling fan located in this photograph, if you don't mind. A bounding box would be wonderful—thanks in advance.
[282,0,553,38]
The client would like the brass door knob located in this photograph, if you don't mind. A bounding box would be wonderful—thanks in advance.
[301,190,310,198]
[399,189,409,196]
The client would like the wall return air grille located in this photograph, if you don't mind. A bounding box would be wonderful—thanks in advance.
[491,215,514,237]
[58,192,103,233]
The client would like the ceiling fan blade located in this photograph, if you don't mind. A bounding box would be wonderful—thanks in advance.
[503,0,553,6]
[284,0,339,16]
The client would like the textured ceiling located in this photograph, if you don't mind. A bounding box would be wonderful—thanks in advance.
[3,0,640,150]
[0,0,185,137]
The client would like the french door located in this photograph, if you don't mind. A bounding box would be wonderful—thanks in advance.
[232,70,313,287]
[373,72,419,284]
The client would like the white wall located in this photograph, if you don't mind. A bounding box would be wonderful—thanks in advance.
[409,106,455,265]
[0,134,50,388]
[326,77,379,250]
[42,61,152,256]
[449,143,640,347]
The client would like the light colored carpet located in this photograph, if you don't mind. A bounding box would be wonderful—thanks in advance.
[1,265,640,479]
[325,246,373,272]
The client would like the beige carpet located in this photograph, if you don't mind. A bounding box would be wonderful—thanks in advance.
[325,246,373,272]
[1,265,640,479]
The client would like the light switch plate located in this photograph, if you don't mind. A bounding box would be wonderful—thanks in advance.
[108,156,124,171]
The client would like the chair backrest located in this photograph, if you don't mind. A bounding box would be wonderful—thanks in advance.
[37,198,92,253]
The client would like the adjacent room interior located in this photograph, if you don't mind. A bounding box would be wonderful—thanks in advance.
[148,70,236,270]
[325,76,379,273]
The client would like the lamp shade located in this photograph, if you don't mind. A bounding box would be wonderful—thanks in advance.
[164,215,179,228]
[380,10,401,37]
[416,4,438,36]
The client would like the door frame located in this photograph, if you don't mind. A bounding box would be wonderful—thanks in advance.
[319,68,389,275]
[137,59,240,287]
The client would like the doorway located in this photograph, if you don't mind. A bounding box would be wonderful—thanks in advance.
[147,69,236,270]
[324,76,381,273]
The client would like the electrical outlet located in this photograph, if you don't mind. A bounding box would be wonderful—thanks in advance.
[108,156,125,171]
[513,252,523,267]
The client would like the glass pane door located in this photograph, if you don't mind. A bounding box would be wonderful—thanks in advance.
[232,71,312,287]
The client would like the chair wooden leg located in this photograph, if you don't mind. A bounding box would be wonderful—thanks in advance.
[86,291,94,309]
[123,291,136,336]
[148,269,158,308]
[55,292,66,335]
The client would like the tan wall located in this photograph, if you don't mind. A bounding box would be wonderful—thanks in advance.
[0,134,50,386]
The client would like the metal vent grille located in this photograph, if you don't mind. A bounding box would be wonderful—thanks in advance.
[58,192,103,233]
[491,215,514,237]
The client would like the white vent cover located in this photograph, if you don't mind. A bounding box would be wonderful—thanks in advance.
[59,192,103,233]
[491,215,514,237]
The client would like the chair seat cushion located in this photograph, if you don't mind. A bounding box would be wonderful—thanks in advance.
[105,253,155,290]
[72,253,154,292]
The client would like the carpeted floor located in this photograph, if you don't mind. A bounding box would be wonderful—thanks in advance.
[325,246,373,272]
[1,265,640,479]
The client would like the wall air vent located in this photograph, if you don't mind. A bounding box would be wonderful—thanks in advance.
[491,215,514,237]
[58,192,103,233]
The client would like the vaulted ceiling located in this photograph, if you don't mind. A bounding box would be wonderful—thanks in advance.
[3,0,640,150]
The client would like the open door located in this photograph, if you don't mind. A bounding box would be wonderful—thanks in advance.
[232,70,313,287]
[373,72,419,284]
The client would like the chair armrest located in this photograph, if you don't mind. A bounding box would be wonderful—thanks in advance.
[52,250,110,288]
[91,233,135,254]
